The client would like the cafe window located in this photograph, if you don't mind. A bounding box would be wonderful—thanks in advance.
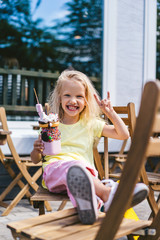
[0,0,103,95]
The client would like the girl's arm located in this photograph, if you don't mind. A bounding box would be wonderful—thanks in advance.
[94,92,130,140]
[31,137,44,164]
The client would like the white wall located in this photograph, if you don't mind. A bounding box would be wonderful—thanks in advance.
[103,0,157,114]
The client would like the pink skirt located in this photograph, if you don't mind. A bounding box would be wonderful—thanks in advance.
[43,160,98,207]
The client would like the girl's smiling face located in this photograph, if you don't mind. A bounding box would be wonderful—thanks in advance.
[60,79,86,124]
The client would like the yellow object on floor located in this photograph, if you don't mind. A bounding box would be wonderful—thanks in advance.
[124,208,139,240]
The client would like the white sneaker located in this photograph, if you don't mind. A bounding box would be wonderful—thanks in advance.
[67,165,98,224]
[103,180,149,212]
[131,183,149,207]
[103,179,118,212]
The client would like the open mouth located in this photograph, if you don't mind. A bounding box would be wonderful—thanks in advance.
[67,105,79,111]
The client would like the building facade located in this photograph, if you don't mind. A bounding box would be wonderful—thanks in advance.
[103,0,157,113]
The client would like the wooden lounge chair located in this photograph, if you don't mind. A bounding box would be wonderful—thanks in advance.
[7,80,160,240]
[140,121,160,217]
[109,103,136,175]
[0,107,51,216]
[108,102,160,218]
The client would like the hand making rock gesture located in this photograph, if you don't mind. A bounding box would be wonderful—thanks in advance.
[94,91,113,116]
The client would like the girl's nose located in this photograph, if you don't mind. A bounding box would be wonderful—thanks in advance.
[70,97,77,104]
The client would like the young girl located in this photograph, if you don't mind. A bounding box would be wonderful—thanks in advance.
[31,70,148,224]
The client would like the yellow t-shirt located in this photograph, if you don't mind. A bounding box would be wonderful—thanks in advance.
[43,118,105,169]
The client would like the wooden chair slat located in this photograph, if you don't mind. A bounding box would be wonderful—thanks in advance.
[147,172,160,184]
[24,162,42,167]
[19,214,102,240]
[7,208,77,232]
[151,185,160,191]
[146,138,160,156]
[109,102,136,174]
[22,215,80,238]
[113,106,128,113]
[152,114,160,132]
[52,220,151,240]
[121,118,129,125]
[31,186,69,201]
[115,219,152,239]
[93,147,105,179]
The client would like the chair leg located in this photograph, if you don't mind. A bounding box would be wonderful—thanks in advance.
[109,161,119,173]
[109,161,123,173]
[0,153,32,199]
[57,200,68,211]
[32,200,52,215]
[32,200,45,215]
[6,164,32,198]
[39,201,45,215]
[44,201,52,212]
[147,188,159,219]
[148,209,160,240]
[0,172,25,202]
[11,231,29,240]
[2,184,30,216]
[154,161,160,173]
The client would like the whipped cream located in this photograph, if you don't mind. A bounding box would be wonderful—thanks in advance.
[36,104,58,123]
[38,112,58,123]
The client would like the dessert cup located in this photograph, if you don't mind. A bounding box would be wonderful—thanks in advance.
[42,139,61,155]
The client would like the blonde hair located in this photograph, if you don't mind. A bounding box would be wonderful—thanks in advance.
[48,70,102,125]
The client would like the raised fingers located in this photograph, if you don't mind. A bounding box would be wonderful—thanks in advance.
[94,94,101,106]
[107,91,110,100]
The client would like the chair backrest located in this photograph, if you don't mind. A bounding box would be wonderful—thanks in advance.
[113,103,136,138]
[94,102,136,179]
[139,82,160,216]
[0,107,18,155]
[0,107,40,190]
[95,80,160,240]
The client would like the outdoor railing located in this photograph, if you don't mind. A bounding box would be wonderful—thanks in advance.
[0,67,99,117]
[0,67,59,115]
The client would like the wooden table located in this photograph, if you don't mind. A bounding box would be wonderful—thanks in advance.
[7,207,152,240]
[0,130,11,145]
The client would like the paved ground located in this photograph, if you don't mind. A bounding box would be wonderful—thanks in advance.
[0,194,155,240]
[0,200,73,240]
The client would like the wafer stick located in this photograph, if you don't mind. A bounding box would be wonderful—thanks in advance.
[33,88,39,104]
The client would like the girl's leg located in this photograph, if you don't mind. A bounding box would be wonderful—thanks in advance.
[91,177,111,203]
[43,160,98,207]
[67,164,99,224]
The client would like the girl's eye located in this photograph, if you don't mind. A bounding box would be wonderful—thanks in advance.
[64,94,70,97]
[77,95,84,98]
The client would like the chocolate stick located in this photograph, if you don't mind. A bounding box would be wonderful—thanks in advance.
[33,88,39,104]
